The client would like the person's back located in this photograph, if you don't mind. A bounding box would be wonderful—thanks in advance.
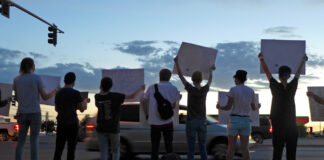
[185,83,209,121]
[14,73,42,113]
[146,81,180,125]
[95,92,125,133]
[229,84,255,116]
[55,87,81,125]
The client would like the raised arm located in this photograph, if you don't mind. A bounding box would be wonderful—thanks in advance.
[295,55,308,79]
[258,52,272,81]
[125,85,145,99]
[307,91,324,105]
[174,56,188,86]
[216,96,234,111]
[206,64,216,86]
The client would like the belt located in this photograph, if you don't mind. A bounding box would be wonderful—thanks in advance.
[230,114,249,117]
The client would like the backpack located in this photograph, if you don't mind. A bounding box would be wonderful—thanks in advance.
[154,84,174,120]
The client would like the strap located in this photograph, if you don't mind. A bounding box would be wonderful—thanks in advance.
[154,84,159,93]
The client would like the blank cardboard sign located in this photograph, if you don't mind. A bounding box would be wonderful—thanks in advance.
[39,75,61,106]
[308,87,324,121]
[173,42,218,80]
[260,39,306,74]
[102,68,144,102]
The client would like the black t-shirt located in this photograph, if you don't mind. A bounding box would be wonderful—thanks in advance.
[95,92,125,133]
[270,77,298,125]
[55,88,83,125]
[185,83,209,120]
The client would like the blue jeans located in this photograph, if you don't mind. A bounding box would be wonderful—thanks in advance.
[15,112,42,160]
[186,119,208,160]
[97,132,120,160]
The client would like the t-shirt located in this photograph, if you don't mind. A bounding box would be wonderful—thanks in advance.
[227,84,255,116]
[95,92,125,133]
[55,88,83,125]
[185,83,209,120]
[144,82,181,125]
[13,73,44,113]
[270,77,298,124]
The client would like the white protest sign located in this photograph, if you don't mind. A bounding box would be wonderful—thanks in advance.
[173,42,218,80]
[102,68,144,102]
[217,91,231,124]
[39,75,61,106]
[0,83,12,116]
[307,87,324,121]
[218,91,260,126]
[250,94,260,126]
[260,39,306,74]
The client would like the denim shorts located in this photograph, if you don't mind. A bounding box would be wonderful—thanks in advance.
[227,115,251,136]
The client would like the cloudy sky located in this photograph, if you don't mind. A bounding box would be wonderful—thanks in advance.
[1,0,324,119]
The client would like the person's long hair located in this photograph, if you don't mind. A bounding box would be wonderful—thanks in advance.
[19,57,35,74]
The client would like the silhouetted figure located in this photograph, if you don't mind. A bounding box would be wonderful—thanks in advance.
[141,69,181,160]
[53,72,90,160]
[217,70,260,160]
[14,57,57,160]
[174,56,214,160]
[259,53,307,160]
[95,77,144,160]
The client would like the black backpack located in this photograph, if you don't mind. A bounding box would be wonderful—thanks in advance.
[154,84,174,120]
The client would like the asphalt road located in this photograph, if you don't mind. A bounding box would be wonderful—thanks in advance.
[1,136,324,160]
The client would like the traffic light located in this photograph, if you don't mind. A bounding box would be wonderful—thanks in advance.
[0,0,10,18]
[48,26,57,46]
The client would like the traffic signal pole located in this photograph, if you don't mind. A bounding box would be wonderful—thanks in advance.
[1,0,64,46]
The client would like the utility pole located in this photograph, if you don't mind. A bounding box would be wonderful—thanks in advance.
[0,0,64,46]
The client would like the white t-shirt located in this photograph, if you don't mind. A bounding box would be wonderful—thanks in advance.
[144,81,181,125]
[228,84,255,116]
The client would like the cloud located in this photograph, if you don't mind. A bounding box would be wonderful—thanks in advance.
[114,40,160,56]
[263,26,300,38]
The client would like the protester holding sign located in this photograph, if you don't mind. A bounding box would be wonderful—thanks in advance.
[95,77,144,160]
[13,57,57,160]
[141,69,181,160]
[53,72,90,160]
[259,52,307,160]
[217,70,259,160]
[174,56,215,160]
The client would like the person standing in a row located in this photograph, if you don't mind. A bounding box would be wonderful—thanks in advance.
[53,72,90,160]
[217,70,259,160]
[174,56,215,160]
[141,69,181,160]
[259,53,307,160]
[14,57,57,160]
[95,77,145,160]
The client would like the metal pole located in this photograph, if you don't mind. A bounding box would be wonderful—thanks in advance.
[7,0,64,33]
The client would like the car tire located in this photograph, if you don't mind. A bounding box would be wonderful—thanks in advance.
[0,133,8,141]
[120,138,133,160]
[252,133,264,144]
[210,142,227,160]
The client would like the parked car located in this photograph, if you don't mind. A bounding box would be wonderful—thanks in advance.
[84,103,253,160]
[0,117,19,141]
[251,116,272,144]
